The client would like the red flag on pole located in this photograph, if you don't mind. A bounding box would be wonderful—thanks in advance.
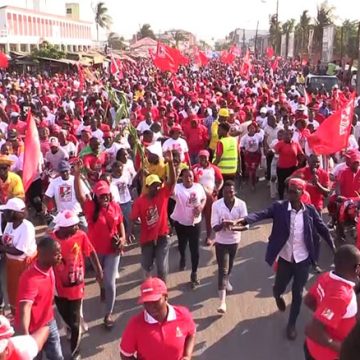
[307,97,355,155]
[110,54,119,75]
[22,111,41,192]
[153,42,177,73]
[266,47,274,58]
[76,63,85,91]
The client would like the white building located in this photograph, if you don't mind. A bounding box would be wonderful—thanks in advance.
[0,0,92,53]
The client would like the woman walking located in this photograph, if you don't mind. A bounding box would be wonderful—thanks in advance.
[74,161,126,329]
[171,169,206,288]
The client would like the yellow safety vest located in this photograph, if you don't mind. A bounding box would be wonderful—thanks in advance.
[217,137,238,174]
[209,120,219,150]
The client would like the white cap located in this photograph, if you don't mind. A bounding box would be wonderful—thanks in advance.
[0,198,26,212]
[290,85,296,90]
[297,104,306,111]
[260,107,267,114]
[49,137,59,147]
[10,112,19,118]
[54,210,80,229]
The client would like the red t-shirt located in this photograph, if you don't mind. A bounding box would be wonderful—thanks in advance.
[15,263,55,334]
[183,125,209,154]
[82,153,108,182]
[275,140,303,169]
[83,199,123,254]
[52,230,93,300]
[306,272,357,360]
[120,305,196,360]
[130,186,171,244]
[8,121,27,136]
[338,167,360,198]
[293,167,330,210]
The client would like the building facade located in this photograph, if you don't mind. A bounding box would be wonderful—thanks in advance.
[0,0,92,53]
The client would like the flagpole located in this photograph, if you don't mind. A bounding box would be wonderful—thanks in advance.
[357,22,360,95]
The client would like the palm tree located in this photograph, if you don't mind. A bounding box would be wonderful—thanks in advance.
[94,2,112,42]
[299,10,311,53]
[107,32,127,50]
[269,14,281,54]
[313,1,335,55]
[137,24,156,40]
[173,31,188,48]
[282,19,296,57]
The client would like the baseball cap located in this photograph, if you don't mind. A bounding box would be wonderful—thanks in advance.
[138,277,168,304]
[288,178,306,191]
[218,108,229,117]
[93,180,111,196]
[7,129,18,141]
[260,107,267,114]
[145,174,162,187]
[10,112,19,118]
[0,315,14,353]
[54,210,79,229]
[297,104,306,112]
[49,136,59,148]
[170,124,182,133]
[0,198,26,212]
[58,160,71,172]
[198,150,210,159]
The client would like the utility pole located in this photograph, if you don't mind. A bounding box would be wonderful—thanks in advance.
[242,28,246,53]
[254,20,259,58]
[357,22,360,95]
[275,0,279,54]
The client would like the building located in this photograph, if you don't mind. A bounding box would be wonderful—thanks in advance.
[0,0,92,53]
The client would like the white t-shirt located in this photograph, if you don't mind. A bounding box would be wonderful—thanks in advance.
[111,173,132,204]
[3,219,37,260]
[8,335,39,360]
[240,133,262,152]
[61,142,77,157]
[45,175,89,213]
[211,197,248,244]
[171,183,206,226]
[136,120,153,134]
[0,121,8,136]
[92,129,104,141]
[162,138,189,162]
[103,142,123,165]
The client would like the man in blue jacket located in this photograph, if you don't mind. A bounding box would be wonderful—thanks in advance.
[238,178,335,340]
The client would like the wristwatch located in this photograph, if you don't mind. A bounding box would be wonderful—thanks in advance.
[327,338,334,345]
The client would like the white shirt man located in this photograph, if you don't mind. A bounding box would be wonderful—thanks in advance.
[278,203,308,263]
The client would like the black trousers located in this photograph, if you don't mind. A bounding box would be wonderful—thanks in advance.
[174,221,201,274]
[55,296,82,356]
[304,343,315,360]
[273,257,310,326]
[276,166,297,200]
[167,198,176,229]
[215,243,238,290]
[266,152,274,181]
[26,178,43,213]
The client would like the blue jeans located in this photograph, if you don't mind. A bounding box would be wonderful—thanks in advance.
[98,253,120,315]
[120,201,132,231]
[42,319,63,360]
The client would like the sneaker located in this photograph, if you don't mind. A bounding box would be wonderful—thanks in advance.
[80,317,89,333]
[217,302,227,314]
[190,272,200,288]
[226,280,233,292]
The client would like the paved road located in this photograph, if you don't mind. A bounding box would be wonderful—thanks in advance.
[53,180,334,360]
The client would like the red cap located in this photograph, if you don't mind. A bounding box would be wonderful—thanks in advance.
[288,178,306,191]
[349,151,360,164]
[170,124,182,132]
[93,180,110,196]
[138,277,167,304]
[103,131,114,138]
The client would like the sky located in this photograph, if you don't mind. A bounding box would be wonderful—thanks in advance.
[80,0,360,43]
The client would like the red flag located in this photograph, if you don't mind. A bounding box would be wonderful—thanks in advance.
[23,111,41,192]
[266,47,274,58]
[0,53,8,69]
[307,97,355,155]
[230,45,241,57]
[193,47,209,67]
[153,42,177,73]
[271,57,279,71]
[304,90,310,106]
[110,54,119,75]
[166,46,189,67]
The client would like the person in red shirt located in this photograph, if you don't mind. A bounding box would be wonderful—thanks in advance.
[52,210,103,359]
[82,137,108,185]
[8,113,27,137]
[74,165,125,329]
[274,129,304,199]
[120,277,196,360]
[5,97,20,116]
[183,117,209,165]
[304,245,360,360]
[337,152,360,199]
[15,236,64,360]
[130,152,176,282]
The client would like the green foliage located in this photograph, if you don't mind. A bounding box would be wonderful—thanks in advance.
[137,24,156,40]
[94,2,112,42]
[108,32,127,50]
[31,41,65,59]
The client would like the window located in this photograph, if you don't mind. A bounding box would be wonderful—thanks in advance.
[66,8,72,14]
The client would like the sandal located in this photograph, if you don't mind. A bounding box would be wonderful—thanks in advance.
[104,314,115,329]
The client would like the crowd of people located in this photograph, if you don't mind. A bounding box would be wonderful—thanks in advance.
[0,54,357,360]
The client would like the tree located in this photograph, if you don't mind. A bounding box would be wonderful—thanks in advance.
[173,31,188,48]
[282,19,296,57]
[269,14,281,54]
[199,40,211,50]
[31,41,65,59]
[313,1,335,55]
[297,10,311,54]
[107,32,127,50]
[334,20,358,60]
[137,24,156,40]
[94,2,112,42]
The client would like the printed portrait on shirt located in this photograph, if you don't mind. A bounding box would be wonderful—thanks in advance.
[146,205,159,226]
[59,184,72,202]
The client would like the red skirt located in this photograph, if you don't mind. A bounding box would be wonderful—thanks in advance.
[244,151,261,171]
